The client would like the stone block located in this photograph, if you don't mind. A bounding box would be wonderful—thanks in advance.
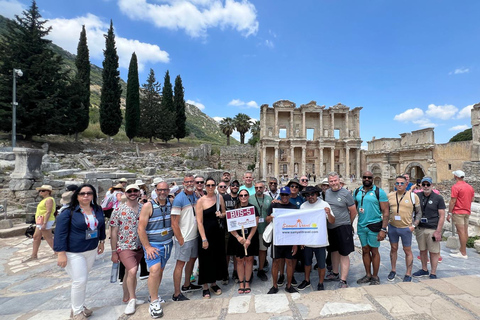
[0,220,13,229]
[41,162,61,172]
[446,235,460,249]
[0,152,15,160]
[143,167,156,175]
[474,240,480,253]
[49,169,81,177]
[10,148,44,179]
[44,179,67,188]
[9,179,34,191]
[110,172,136,179]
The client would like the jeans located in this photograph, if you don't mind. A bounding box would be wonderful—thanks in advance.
[65,249,97,315]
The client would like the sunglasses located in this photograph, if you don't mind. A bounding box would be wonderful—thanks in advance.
[300,179,308,182]
[126,190,139,194]
[239,194,249,198]
[290,185,299,189]
[157,188,169,192]
[269,182,278,185]
[395,182,405,186]
[78,192,94,196]
[38,190,46,193]
[205,184,216,187]
[218,186,227,189]
[255,186,264,189]
[363,176,373,179]
[422,183,431,187]
[195,181,205,184]
[231,184,240,188]
[304,193,316,197]
[280,194,290,197]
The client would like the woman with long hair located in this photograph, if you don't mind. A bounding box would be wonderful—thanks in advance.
[54,184,106,320]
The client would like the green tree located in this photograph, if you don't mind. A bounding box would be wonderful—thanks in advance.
[99,20,122,138]
[449,128,472,142]
[248,120,260,146]
[125,52,140,142]
[157,70,175,143]
[219,117,235,146]
[0,0,71,139]
[74,25,90,139]
[234,113,251,144]
[138,69,161,143]
[174,75,186,142]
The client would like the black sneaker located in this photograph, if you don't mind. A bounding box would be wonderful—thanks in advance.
[181,284,202,293]
[257,270,268,281]
[291,276,298,287]
[232,270,239,283]
[297,280,311,290]
[285,285,298,293]
[277,274,285,287]
[317,283,324,291]
[267,286,279,294]
[172,293,189,301]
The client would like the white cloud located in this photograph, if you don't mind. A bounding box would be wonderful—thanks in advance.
[228,99,259,109]
[186,99,205,110]
[231,129,251,142]
[265,39,274,48]
[449,67,470,75]
[0,0,24,19]
[393,108,424,122]
[213,116,223,122]
[425,104,458,120]
[412,119,436,128]
[457,104,474,119]
[45,14,169,72]
[117,0,259,38]
[449,125,469,131]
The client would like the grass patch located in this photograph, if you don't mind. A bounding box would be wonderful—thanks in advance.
[467,236,480,248]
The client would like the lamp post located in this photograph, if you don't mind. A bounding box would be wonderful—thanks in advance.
[12,68,22,148]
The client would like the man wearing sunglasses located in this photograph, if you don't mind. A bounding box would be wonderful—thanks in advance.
[265,177,280,200]
[387,175,422,282]
[194,176,206,198]
[222,180,240,283]
[287,179,304,209]
[412,177,445,279]
[354,172,389,286]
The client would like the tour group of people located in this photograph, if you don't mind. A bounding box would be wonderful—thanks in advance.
[27,169,474,319]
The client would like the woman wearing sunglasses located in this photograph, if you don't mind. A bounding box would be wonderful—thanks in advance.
[230,189,259,294]
[196,177,228,299]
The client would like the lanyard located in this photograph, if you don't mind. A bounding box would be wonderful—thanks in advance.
[185,193,196,216]
[421,193,431,215]
[154,199,170,226]
[395,192,406,214]
[255,195,265,213]
[80,206,98,230]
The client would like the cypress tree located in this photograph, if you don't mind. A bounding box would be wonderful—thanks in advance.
[99,20,122,138]
[125,52,140,142]
[138,69,161,143]
[174,75,186,142]
[74,25,90,138]
[157,70,175,143]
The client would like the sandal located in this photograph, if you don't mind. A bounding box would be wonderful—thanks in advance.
[210,284,222,295]
[244,279,251,294]
[238,280,245,294]
[202,289,211,299]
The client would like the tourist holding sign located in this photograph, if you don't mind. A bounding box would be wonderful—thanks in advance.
[226,190,259,294]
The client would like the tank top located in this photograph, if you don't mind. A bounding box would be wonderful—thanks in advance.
[35,197,56,222]
[145,199,173,244]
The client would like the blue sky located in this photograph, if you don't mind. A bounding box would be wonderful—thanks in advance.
[2,0,479,145]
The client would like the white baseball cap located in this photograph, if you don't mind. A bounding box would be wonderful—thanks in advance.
[452,170,465,178]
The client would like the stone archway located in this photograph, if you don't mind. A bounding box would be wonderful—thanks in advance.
[369,164,382,187]
[404,162,426,181]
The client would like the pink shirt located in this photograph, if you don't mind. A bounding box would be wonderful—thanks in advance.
[451,181,475,215]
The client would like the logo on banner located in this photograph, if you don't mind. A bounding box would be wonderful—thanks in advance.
[282,219,318,231]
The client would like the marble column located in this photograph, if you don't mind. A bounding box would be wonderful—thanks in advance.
[356,147,361,179]
[302,112,306,138]
[274,110,278,137]
[345,146,350,178]
[345,112,349,138]
[330,147,335,172]
[319,147,324,177]
[290,147,295,177]
[301,147,306,175]
[319,111,323,138]
[330,112,334,137]
[290,111,294,138]
[262,146,267,181]
[274,147,279,180]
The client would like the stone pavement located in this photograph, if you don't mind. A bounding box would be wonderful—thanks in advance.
[1,233,479,320]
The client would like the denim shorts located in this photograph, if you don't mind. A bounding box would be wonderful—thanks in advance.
[387,224,412,247]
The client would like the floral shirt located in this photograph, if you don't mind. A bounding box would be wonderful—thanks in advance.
[110,202,142,252]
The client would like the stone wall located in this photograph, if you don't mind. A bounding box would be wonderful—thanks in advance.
[219,145,256,180]
[400,128,434,146]
[434,141,472,182]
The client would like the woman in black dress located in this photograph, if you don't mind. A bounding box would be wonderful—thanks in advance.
[196,177,228,299]
[230,189,259,294]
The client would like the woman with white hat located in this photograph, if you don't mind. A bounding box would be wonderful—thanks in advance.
[23,185,56,262]
[135,180,148,204]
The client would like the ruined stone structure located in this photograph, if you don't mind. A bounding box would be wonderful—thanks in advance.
[258,100,362,181]
[471,103,480,161]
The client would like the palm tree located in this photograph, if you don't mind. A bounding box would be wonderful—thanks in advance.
[234,113,251,144]
[219,117,235,145]
[250,120,260,137]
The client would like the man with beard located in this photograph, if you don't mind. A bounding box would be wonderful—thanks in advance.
[222,171,231,193]
[353,171,389,286]
[222,179,240,283]
[194,175,206,197]
[171,174,202,301]
[287,179,304,209]
[265,177,280,200]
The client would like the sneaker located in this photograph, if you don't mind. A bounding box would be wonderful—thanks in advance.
[429,274,437,279]
[172,293,189,301]
[325,272,340,281]
[285,285,299,293]
[277,274,285,287]
[417,255,430,263]
[72,313,88,320]
[450,252,468,259]
[139,273,149,280]
[291,276,298,286]
[232,270,239,283]
[257,270,268,282]
[149,300,164,319]
[125,299,136,315]
[438,256,443,263]
[356,275,372,284]
[181,283,202,293]
[403,275,412,282]
[370,277,380,285]
[317,283,324,291]
[387,271,396,282]
[119,281,123,285]
[338,280,348,288]
[412,269,429,277]
[297,280,311,290]
[148,296,165,304]
[267,286,279,294]
[69,306,93,319]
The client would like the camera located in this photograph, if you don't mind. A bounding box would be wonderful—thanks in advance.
[420,218,428,223]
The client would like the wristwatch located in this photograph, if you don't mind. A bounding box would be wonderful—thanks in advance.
[380,228,387,232]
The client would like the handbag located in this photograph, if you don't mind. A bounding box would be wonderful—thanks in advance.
[36,215,44,225]
[366,221,383,233]
[262,222,273,247]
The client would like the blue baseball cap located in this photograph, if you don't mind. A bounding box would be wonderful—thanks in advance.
[421,177,433,184]
[279,186,291,195]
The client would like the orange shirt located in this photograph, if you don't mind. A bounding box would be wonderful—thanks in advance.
[451,181,475,215]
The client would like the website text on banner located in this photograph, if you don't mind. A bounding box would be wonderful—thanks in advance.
[226,206,257,232]
[273,208,328,246]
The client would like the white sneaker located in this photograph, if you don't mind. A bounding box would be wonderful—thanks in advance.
[135,299,145,305]
[450,252,468,259]
[149,300,164,319]
[125,299,136,315]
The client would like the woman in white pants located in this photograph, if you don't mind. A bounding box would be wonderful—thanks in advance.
[54,184,106,320]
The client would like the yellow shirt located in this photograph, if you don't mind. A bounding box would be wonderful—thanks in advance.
[387,191,421,228]
[35,197,56,222]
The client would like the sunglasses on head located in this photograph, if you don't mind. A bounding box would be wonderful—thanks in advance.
[422,183,431,187]
[363,176,373,179]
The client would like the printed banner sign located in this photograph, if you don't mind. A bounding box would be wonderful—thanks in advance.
[273,208,328,246]
[226,206,257,232]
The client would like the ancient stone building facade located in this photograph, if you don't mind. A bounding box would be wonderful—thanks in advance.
[258,100,362,181]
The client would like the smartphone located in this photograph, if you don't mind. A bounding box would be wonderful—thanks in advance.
[431,236,436,242]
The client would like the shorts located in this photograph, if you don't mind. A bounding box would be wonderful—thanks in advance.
[258,232,267,251]
[452,213,469,226]
[174,238,198,262]
[387,224,412,247]
[36,220,55,230]
[304,247,326,268]
[272,245,294,260]
[144,241,173,269]
[327,224,354,256]
[118,248,144,271]
[357,225,381,248]
[415,228,440,253]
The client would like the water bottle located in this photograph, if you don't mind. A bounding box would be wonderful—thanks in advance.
[110,262,119,283]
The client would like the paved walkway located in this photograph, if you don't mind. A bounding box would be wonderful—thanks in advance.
[1,233,479,320]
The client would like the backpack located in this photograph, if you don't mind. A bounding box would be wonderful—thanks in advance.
[354,186,381,208]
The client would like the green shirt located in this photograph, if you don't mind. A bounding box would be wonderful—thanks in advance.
[249,194,272,234]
